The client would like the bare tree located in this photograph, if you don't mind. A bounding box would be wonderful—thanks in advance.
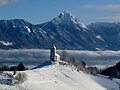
[71,57,76,67]
[76,60,86,72]
[61,49,68,62]
[13,68,17,75]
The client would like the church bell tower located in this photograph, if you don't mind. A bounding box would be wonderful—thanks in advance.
[50,43,56,61]
[50,43,60,62]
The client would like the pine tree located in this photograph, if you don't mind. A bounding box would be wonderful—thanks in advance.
[17,62,26,71]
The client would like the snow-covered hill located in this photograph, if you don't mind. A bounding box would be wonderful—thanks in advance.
[0,63,119,90]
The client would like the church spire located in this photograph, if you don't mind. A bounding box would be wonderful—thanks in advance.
[50,43,60,62]
[51,43,56,49]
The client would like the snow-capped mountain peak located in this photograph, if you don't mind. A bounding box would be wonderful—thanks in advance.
[52,11,87,29]
[58,11,73,19]
[52,11,73,24]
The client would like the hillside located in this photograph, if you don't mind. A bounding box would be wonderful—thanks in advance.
[0,63,119,90]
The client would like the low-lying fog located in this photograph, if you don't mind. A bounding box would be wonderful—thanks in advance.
[0,49,119,69]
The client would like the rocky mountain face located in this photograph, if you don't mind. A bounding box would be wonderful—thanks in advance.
[0,19,52,49]
[0,12,120,50]
[88,22,120,50]
[37,11,106,50]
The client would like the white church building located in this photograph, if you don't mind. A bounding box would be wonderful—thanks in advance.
[50,43,60,62]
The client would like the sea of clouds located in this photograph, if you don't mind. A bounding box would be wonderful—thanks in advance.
[0,49,119,69]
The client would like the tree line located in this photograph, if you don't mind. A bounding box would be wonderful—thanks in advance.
[0,62,27,72]
[100,61,120,79]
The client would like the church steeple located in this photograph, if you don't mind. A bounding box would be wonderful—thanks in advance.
[50,43,56,61]
[50,43,60,62]
[52,43,56,50]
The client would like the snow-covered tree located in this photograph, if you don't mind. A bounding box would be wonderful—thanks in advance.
[86,67,98,75]
[61,49,68,62]
[77,60,86,71]
[15,72,27,84]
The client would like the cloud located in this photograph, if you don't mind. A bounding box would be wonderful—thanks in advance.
[0,0,9,5]
[83,5,120,11]
[99,15,120,21]
[0,0,18,5]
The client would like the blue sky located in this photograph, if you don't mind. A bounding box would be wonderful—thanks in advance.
[0,0,120,24]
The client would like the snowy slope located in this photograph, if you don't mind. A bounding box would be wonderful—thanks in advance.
[0,63,119,90]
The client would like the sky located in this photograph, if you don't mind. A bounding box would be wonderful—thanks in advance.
[0,0,120,25]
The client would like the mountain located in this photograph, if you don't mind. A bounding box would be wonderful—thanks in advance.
[37,11,105,50]
[88,22,120,50]
[0,12,120,50]
[0,19,53,49]
[0,12,105,50]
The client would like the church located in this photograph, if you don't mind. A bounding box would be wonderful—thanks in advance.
[50,43,60,62]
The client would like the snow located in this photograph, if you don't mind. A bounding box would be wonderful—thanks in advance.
[52,11,88,30]
[95,48,102,51]
[13,24,16,28]
[0,63,119,90]
[25,26,31,33]
[79,22,88,29]
[0,41,13,46]
[32,61,52,69]
[96,35,104,41]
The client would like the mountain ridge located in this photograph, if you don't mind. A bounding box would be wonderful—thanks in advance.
[0,11,119,50]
